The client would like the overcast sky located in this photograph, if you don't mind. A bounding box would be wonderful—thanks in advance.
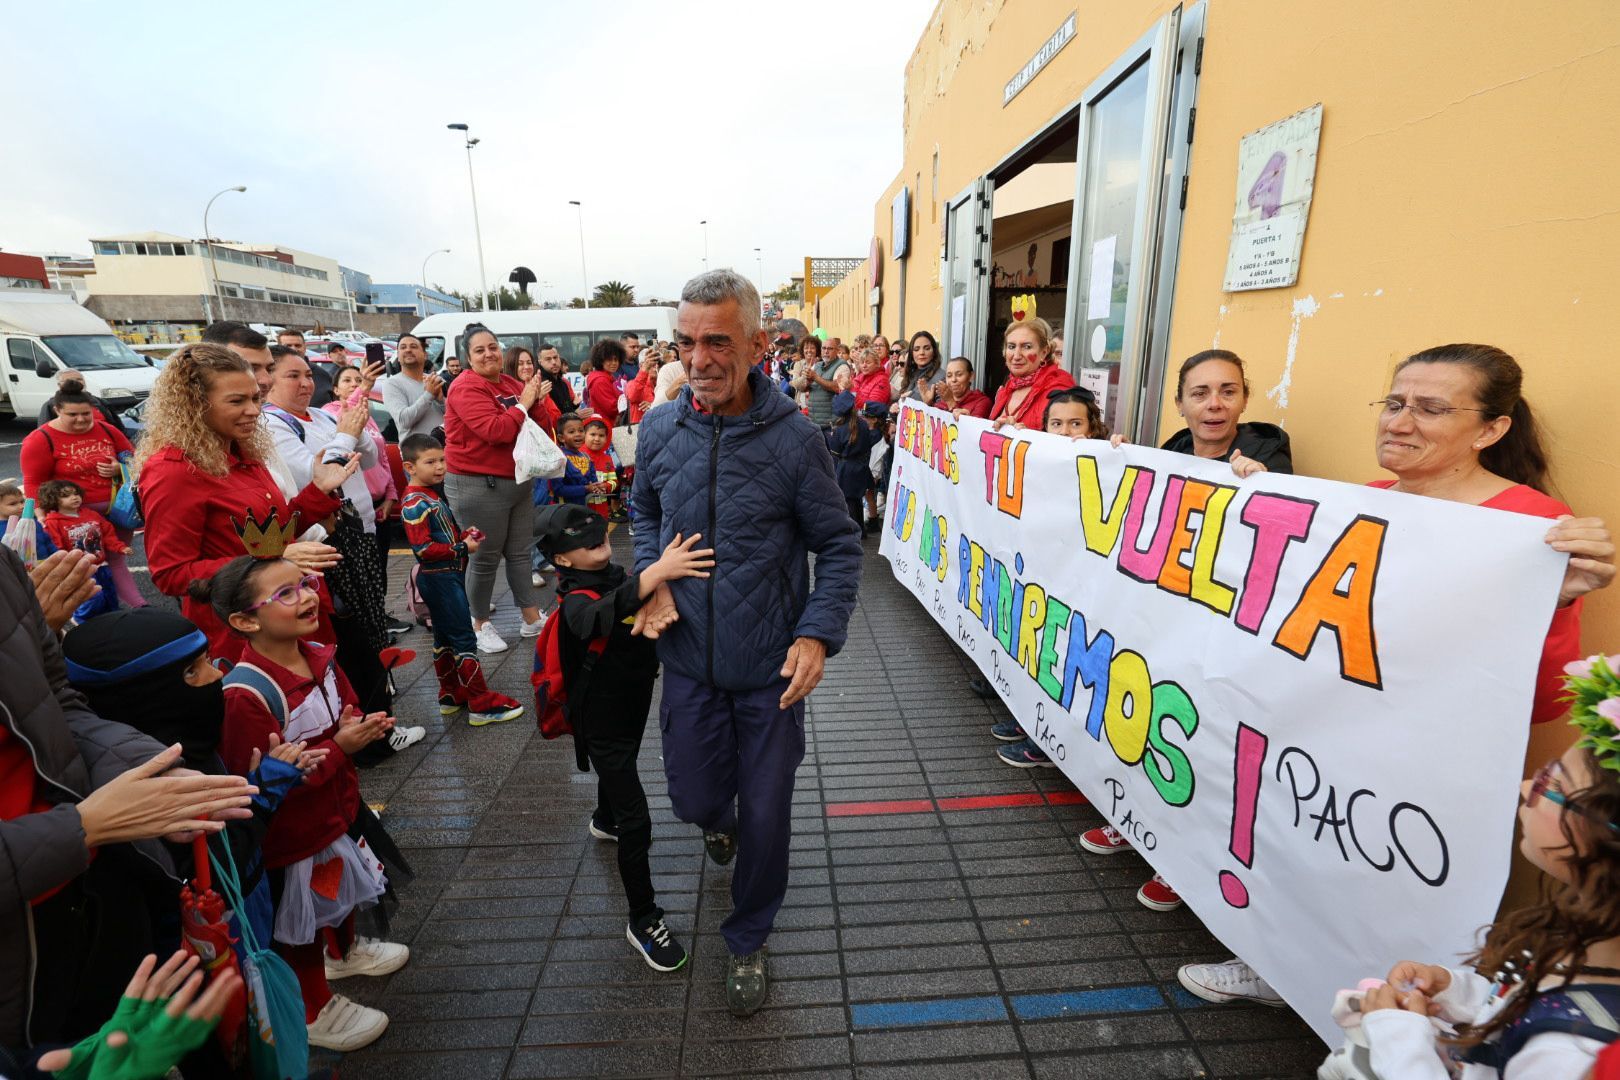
[3,0,934,302]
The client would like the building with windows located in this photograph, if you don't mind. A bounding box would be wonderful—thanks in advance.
[844,0,1619,694]
[368,283,463,317]
[0,253,49,290]
[82,232,352,339]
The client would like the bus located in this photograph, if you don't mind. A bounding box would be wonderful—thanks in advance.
[409,307,678,378]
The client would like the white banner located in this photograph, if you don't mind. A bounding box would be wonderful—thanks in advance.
[878,402,1564,1041]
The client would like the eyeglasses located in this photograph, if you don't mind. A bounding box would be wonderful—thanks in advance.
[889,348,904,355]
[243,574,321,613]
[1526,760,1620,833]
[1371,398,1492,421]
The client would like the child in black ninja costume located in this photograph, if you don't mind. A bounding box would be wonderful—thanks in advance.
[534,503,713,972]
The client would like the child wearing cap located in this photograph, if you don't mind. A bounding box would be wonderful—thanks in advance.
[825,392,882,535]
[535,502,714,972]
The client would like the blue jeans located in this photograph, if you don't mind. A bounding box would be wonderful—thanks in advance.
[659,670,805,955]
[415,563,476,655]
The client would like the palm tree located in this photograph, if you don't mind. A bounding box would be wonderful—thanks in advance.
[592,280,635,307]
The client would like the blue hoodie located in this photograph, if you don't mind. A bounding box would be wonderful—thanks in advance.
[632,370,863,691]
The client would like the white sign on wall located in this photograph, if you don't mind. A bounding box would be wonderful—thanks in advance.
[1004,12,1078,107]
[1223,104,1323,292]
[880,401,1562,1041]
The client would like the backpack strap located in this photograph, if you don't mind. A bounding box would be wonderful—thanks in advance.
[222,661,289,728]
[261,404,306,443]
[1469,984,1620,1069]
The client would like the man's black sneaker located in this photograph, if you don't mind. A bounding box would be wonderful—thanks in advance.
[967,675,997,699]
[627,913,687,972]
[704,831,736,866]
[725,949,768,1016]
[589,817,620,842]
[384,616,414,637]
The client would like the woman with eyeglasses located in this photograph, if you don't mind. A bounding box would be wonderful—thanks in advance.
[1168,343,1615,1011]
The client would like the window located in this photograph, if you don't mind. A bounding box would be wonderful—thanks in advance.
[420,336,447,367]
[0,277,42,290]
[497,334,536,357]
[7,338,41,371]
[94,242,119,256]
[553,333,594,369]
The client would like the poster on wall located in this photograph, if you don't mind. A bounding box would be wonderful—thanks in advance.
[879,401,1562,1041]
[1222,103,1323,292]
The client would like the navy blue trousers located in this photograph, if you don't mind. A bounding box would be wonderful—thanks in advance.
[660,670,805,956]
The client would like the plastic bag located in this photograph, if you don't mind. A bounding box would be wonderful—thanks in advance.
[611,425,637,468]
[106,461,143,530]
[514,416,566,482]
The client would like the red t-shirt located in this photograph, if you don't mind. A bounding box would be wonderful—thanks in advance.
[19,420,134,505]
[443,371,560,477]
[1369,479,1579,725]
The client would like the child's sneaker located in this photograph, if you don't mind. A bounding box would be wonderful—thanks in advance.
[996,738,1056,768]
[990,718,1026,742]
[627,912,688,972]
[306,993,388,1051]
[387,725,426,752]
[469,702,523,727]
[439,696,463,717]
[1177,959,1284,1006]
[1136,874,1183,911]
[589,816,620,842]
[1079,825,1132,855]
[324,937,409,980]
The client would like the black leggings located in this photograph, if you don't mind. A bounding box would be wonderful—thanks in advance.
[580,680,658,920]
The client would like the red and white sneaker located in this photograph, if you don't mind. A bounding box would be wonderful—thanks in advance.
[1078,825,1132,855]
[1136,874,1183,911]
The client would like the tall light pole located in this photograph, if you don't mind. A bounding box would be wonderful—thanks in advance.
[753,247,763,297]
[421,247,450,288]
[700,220,709,271]
[569,200,590,308]
[446,124,489,312]
[202,185,246,323]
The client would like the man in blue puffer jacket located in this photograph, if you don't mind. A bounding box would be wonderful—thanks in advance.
[632,269,862,1017]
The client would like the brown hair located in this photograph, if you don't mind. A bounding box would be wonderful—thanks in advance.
[1393,343,1551,494]
[36,479,84,512]
[1175,349,1250,401]
[134,343,265,476]
[503,345,537,380]
[1454,745,1620,1048]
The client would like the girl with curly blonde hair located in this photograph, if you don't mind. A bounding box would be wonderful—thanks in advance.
[136,343,354,658]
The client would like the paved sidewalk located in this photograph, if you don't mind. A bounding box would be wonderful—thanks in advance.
[334,532,1325,1079]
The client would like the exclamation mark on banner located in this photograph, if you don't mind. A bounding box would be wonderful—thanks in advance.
[1219,724,1268,909]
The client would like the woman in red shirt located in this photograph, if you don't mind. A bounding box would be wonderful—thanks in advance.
[988,317,1074,429]
[134,344,352,660]
[443,324,560,652]
[20,381,142,606]
[625,351,660,425]
[583,339,628,429]
[938,357,993,420]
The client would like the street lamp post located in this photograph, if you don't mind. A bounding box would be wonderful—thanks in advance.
[700,219,709,271]
[446,124,490,312]
[421,247,450,289]
[569,200,590,309]
[753,247,763,297]
[202,185,246,323]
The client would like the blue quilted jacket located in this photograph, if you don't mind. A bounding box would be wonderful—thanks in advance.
[632,371,863,691]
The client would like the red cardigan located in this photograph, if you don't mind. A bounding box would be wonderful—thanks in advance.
[990,363,1075,429]
[443,371,560,478]
[20,420,133,505]
[139,444,341,659]
[219,640,359,869]
[1370,479,1580,725]
[584,369,620,430]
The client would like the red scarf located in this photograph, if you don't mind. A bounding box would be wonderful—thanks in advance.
[1002,369,1041,392]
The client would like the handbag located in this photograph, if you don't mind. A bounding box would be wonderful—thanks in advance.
[611,424,638,468]
[208,841,309,1080]
[106,459,143,530]
[514,415,566,482]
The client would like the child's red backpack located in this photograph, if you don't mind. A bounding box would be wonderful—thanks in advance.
[530,589,607,741]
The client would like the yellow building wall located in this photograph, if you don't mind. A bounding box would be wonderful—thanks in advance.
[818,270,872,343]
[873,0,1620,654]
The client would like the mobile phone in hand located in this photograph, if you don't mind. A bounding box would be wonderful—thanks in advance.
[365,342,386,367]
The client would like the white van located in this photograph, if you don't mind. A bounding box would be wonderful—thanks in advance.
[0,291,160,423]
[410,307,678,375]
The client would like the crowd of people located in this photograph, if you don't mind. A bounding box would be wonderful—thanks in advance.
[1,261,1618,1079]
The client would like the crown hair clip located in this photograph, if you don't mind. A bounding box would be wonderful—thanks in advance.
[234,509,300,560]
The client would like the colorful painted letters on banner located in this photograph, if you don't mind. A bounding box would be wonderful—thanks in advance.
[880,401,1565,1041]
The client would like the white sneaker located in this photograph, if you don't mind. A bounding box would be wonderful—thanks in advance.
[306,993,389,1051]
[387,725,426,752]
[1177,958,1284,1006]
[474,622,508,654]
[325,937,410,981]
[519,616,544,638]
[531,570,544,587]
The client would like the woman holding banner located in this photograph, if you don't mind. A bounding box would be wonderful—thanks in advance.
[986,319,1074,429]
[1168,342,1614,1010]
[1158,349,1292,476]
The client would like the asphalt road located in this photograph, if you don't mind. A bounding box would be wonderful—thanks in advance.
[1,415,173,608]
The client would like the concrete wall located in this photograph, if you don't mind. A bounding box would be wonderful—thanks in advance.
[86,294,413,336]
[868,0,1620,657]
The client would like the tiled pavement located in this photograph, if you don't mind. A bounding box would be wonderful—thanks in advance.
[333,532,1326,1079]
